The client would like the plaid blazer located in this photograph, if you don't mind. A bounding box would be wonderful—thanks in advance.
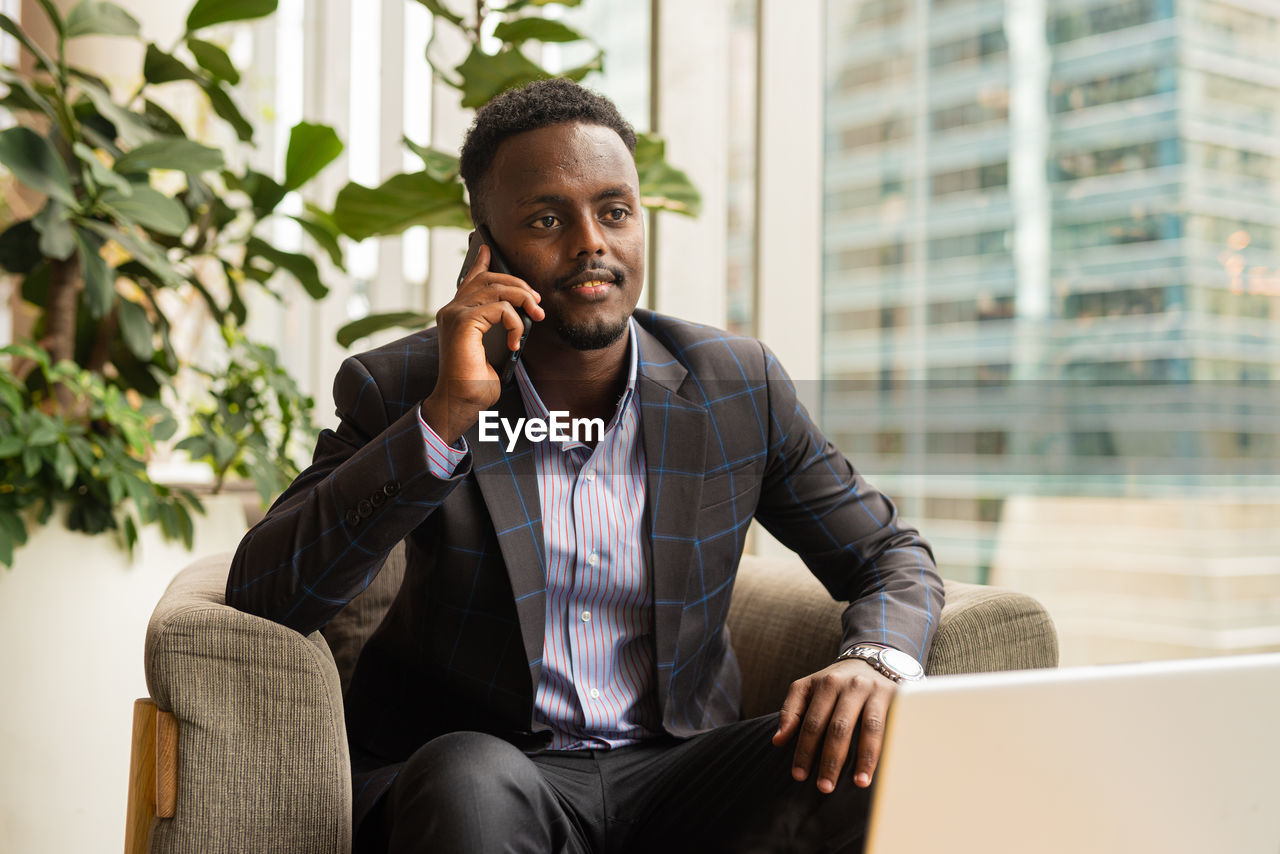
[226,308,943,823]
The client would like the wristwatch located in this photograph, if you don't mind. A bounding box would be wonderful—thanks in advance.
[836,643,925,684]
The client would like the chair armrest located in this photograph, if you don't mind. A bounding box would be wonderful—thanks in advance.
[143,553,351,854]
[728,556,1058,718]
[928,579,1059,676]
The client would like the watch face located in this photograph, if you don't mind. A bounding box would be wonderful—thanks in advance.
[880,648,924,679]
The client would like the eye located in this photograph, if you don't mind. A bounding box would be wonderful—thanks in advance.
[604,207,629,222]
[532,215,560,229]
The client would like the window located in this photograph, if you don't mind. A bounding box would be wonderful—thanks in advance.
[1062,286,1171,319]
[832,115,911,152]
[931,161,1008,197]
[1048,0,1172,44]
[928,229,1010,260]
[1050,66,1174,113]
[830,241,908,271]
[1053,213,1181,251]
[931,91,1009,132]
[926,294,1016,324]
[930,28,1007,69]
[1052,139,1179,182]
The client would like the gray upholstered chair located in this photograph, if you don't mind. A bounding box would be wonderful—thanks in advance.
[126,545,1058,853]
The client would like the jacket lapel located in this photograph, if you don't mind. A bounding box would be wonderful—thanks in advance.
[634,321,709,717]
[466,379,548,685]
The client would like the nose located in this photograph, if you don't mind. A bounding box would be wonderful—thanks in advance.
[572,216,607,258]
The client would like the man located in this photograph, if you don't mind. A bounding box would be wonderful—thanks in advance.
[228,78,943,853]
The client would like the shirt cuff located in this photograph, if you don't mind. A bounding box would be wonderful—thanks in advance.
[418,409,469,479]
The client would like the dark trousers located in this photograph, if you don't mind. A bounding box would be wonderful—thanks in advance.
[354,714,871,854]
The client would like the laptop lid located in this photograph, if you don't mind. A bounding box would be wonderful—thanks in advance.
[865,654,1280,854]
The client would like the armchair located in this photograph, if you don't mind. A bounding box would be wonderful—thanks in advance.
[127,545,1057,853]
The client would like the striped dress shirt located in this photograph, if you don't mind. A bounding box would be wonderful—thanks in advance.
[418,318,659,749]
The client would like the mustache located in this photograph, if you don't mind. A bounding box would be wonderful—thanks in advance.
[553,262,625,290]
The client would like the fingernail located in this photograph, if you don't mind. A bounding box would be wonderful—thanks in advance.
[792,767,807,782]
[855,772,870,787]
[818,779,834,794]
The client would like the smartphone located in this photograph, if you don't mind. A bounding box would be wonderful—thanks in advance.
[457,226,532,385]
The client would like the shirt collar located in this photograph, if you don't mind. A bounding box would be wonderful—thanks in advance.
[514,316,640,430]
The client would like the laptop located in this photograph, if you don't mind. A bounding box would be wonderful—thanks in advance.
[865,654,1280,854]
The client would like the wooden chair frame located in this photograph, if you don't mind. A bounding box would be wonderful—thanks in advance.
[124,698,178,854]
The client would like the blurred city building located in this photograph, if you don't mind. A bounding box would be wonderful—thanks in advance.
[819,0,1280,663]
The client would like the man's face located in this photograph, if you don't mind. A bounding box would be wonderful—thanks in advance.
[481,122,645,352]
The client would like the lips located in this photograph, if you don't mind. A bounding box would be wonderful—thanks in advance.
[560,269,619,290]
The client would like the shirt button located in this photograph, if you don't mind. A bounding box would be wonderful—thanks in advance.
[587,553,599,566]
[581,611,591,622]
[589,688,600,699]
[585,471,596,482]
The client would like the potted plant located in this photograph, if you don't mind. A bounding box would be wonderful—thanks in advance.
[0,0,342,563]
[0,1,340,848]
[176,323,317,525]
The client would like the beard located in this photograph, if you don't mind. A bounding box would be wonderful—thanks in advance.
[551,313,629,351]
[545,263,631,351]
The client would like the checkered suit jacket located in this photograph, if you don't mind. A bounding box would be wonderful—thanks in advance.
[226,308,943,823]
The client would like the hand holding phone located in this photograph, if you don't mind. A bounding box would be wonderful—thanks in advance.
[420,227,543,445]
[458,226,533,385]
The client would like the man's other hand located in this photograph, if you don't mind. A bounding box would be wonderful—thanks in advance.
[771,659,896,793]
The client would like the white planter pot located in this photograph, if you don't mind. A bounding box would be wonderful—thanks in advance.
[0,493,247,854]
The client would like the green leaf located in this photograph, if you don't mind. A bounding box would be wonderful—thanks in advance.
[333,171,470,241]
[560,50,603,83]
[186,0,277,33]
[200,79,254,142]
[283,121,343,191]
[288,214,345,269]
[73,226,114,319]
[114,138,224,174]
[78,80,156,146]
[100,185,190,236]
[53,442,77,489]
[65,1,140,38]
[0,220,40,274]
[0,14,59,76]
[0,68,59,120]
[227,169,286,217]
[0,127,77,207]
[492,17,585,44]
[32,0,63,33]
[503,0,583,9]
[186,37,240,84]
[28,419,59,446]
[0,520,13,568]
[403,138,459,182]
[245,236,328,299]
[73,142,133,195]
[143,44,201,85]
[455,45,548,109]
[22,446,41,477]
[117,297,155,360]
[33,201,76,261]
[412,0,463,25]
[80,220,183,287]
[0,435,23,457]
[122,514,138,551]
[142,100,187,137]
[336,311,434,348]
[0,511,27,555]
[635,133,702,217]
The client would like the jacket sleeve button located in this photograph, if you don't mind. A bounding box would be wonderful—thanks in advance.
[345,511,361,527]
[357,499,373,518]
[383,481,401,497]
[370,491,387,508]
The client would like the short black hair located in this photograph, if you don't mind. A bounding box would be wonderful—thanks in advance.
[459,77,638,224]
